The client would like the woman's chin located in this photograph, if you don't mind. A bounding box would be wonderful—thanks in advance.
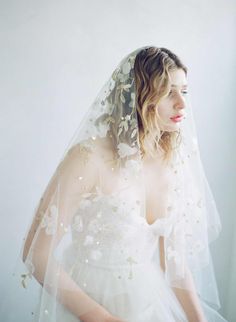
[161,123,180,132]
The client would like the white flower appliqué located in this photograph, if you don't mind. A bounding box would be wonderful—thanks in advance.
[117,143,138,158]
[97,122,109,138]
[90,249,103,261]
[40,204,58,235]
[129,92,135,108]
[83,235,94,246]
[167,246,180,264]
[121,61,131,75]
[122,159,142,178]
[73,214,84,232]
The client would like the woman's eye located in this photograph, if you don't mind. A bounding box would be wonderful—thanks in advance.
[168,90,188,97]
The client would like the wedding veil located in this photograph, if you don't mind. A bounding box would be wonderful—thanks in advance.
[1,46,224,321]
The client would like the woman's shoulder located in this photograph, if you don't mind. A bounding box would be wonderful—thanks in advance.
[56,139,96,176]
[65,137,115,167]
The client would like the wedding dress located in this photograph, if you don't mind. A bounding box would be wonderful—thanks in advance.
[42,171,190,322]
[33,143,225,322]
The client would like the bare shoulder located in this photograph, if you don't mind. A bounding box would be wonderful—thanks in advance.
[62,137,114,169]
[55,140,97,178]
[88,137,116,163]
[66,139,98,163]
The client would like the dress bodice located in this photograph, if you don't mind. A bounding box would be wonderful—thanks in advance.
[67,184,173,268]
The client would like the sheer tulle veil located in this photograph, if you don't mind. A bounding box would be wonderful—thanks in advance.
[1,46,225,321]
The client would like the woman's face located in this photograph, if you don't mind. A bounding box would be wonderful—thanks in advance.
[156,68,188,132]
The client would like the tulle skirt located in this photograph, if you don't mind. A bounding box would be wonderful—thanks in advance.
[31,254,228,322]
[54,258,188,322]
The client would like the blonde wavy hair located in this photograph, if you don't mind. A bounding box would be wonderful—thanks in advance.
[134,47,188,162]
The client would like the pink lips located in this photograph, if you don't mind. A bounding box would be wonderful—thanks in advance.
[170,115,184,122]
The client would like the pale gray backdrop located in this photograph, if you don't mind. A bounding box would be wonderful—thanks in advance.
[0,0,235,321]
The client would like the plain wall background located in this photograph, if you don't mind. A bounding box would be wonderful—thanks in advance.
[0,0,235,320]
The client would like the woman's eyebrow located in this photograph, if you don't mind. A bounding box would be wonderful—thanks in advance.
[171,84,188,88]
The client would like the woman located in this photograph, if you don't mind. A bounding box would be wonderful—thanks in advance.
[4,46,227,322]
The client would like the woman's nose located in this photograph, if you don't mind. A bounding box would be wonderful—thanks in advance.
[174,94,186,110]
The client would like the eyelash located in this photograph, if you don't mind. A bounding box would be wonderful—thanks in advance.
[168,90,188,96]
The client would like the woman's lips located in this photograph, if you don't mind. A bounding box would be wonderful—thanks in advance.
[170,115,184,122]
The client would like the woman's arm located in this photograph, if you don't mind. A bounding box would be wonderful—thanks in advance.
[22,144,119,321]
[25,250,110,320]
[159,236,208,322]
